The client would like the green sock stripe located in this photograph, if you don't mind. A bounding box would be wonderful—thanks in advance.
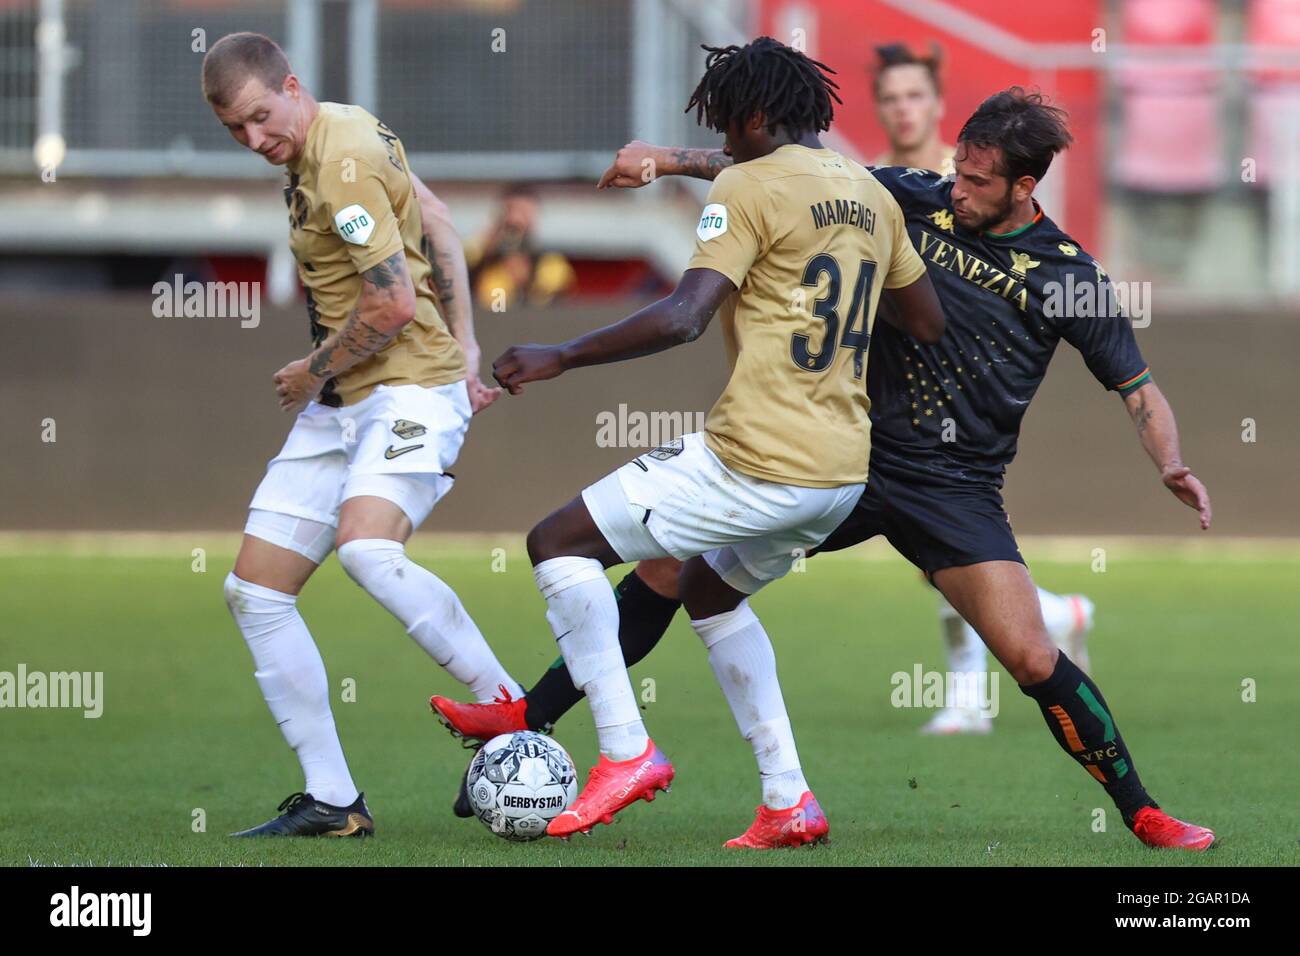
[1076,683,1116,742]
[547,655,566,671]
[1114,758,1130,778]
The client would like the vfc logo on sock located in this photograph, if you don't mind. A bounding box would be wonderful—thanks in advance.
[1078,745,1120,763]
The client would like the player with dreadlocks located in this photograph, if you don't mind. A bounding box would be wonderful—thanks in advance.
[438,36,943,845]
[436,67,1219,850]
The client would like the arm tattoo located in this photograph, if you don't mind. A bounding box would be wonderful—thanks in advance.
[669,148,731,180]
[1130,396,1155,434]
[421,234,454,305]
[362,250,407,292]
[309,309,394,378]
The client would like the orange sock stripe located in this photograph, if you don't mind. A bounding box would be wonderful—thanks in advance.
[1086,764,1108,784]
[1049,705,1086,752]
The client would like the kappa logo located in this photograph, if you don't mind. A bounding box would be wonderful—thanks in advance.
[391,418,427,440]
[646,438,684,460]
[696,203,728,241]
[928,209,955,233]
[334,204,375,245]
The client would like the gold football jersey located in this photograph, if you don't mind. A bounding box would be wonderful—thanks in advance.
[687,144,926,487]
[284,103,465,406]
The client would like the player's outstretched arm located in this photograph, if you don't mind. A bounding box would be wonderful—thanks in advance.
[597,141,732,189]
[411,173,501,414]
[878,274,945,343]
[273,251,416,412]
[1123,381,1211,529]
[492,268,735,394]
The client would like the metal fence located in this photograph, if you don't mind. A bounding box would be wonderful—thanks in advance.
[0,0,1296,297]
[1,0,733,179]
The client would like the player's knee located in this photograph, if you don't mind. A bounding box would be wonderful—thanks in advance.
[224,572,298,629]
[689,599,756,649]
[336,538,405,588]
[1008,640,1058,685]
[223,571,243,614]
[678,558,743,620]
[526,515,564,565]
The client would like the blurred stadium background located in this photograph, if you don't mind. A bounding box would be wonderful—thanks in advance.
[1,0,1297,535]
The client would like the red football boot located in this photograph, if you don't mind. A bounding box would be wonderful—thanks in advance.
[1130,806,1216,851]
[429,684,529,747]
[725,791,829,849]
[547,739,674,838]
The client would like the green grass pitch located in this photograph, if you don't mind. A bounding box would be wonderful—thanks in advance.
[2,538,1296,867]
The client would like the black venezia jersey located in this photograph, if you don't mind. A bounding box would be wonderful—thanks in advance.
[864,166,1151,487]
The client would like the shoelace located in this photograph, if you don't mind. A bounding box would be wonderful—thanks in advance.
[1137,810,1194,840]
[277,792,312,814]
[492,683,516,705]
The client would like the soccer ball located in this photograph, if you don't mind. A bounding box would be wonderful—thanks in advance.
[465,731,578,841]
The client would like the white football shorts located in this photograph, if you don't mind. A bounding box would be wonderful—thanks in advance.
[244,380,471,560]
[580,432,864,594]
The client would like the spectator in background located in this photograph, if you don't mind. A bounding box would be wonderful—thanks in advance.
[466,183,575,311]
[871,42,955,176]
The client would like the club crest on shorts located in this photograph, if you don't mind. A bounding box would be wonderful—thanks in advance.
[392,419,427,440]
[647,438,684,460]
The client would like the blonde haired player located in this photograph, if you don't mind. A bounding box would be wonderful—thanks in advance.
[203,32,521,836]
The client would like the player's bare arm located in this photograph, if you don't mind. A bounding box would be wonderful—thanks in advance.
[273,249,415,412]
[410,173,502,414]
[878,276,945,344]
[1123,381,1211,530]
[492,268,734,394]
[597,141,731,188]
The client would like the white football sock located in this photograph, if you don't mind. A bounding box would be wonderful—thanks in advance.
[223,573,358,807]
[336,539,521,703]
[937,597,988,710]
[534,556,647,760]
[692,601,807,809]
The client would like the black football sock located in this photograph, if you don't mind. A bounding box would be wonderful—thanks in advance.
[523,569,681,732]
[1020,650,1158,826]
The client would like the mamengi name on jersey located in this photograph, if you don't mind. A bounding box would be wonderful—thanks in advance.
[810,198,877,234]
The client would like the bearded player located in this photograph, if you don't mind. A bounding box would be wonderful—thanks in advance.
[483,37,943,844]
[874,41,1096,734]
[435,84,1216,851]
[203,32,522,837]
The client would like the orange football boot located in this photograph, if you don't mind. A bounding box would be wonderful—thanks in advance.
[725,791,829,849]
[547,738,674,838]
[429,684,529,747]
[1130,806,1215,850]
